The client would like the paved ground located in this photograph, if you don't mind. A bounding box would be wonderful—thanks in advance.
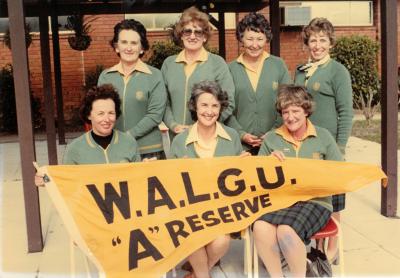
[0,134,399,277]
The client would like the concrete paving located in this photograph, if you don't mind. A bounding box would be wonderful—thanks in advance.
[0,134,399,277]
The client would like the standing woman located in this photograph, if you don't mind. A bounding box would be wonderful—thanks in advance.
[162,6,235,135]
[228,12,291,155]
[98,19,167,159]
[254,85,343,277]
[170,81,248,278]
[294,17,353,260]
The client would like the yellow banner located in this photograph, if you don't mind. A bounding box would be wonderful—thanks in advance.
[42,156,386,278]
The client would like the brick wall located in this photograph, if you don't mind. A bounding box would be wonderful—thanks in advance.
[0,3,396,123]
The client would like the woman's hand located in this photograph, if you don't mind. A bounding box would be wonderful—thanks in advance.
[34,173,45,187]
[239,151,251,157]
[173,125,189,134]
[242,133,262,147]
[33,162,45,187]
[142,157,157,162]
[271,151,286,162]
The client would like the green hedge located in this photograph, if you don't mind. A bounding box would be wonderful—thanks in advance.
[331,35,380,110]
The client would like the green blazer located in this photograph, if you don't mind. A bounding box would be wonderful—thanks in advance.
[161,52,235,131]
[63,130,141,164]
[294,59,353,152]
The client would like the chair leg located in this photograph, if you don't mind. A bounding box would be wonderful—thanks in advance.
[243,228,252,278]
[70,239,76,278]
[336,222,345,277]
[253,237,259,278]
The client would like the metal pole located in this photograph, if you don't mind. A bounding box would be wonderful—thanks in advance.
[39,2,58,165]
[7,0,43,252]
[380,0,398,217]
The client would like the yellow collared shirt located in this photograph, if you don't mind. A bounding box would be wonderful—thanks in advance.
[108,59,152,84]
[185,122,231,158]
[237,51,270,91]
[175,47,209,79]
[275,119,317,151]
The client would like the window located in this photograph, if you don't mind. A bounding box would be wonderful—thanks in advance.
[125,13,236,30]
[280,1,373,26]
[0,16,70,34]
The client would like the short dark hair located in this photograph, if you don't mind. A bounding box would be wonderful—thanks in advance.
[110,19,149,57]
[276,85,315,116]
[302,17,335,46]
[173,6,212,47]
[80,84,122,124]
[236,12,272,42]
[188,81,229,121]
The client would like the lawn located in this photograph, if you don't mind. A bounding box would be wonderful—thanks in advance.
[352,119,400,149]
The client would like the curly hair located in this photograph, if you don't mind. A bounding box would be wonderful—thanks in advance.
[236,12,272,42]
[276,85,315,116]
[188,81,229,121]
[109,19,149,57]
[173,6,212,47]
[302,17,335,46]
[80,84,122,124]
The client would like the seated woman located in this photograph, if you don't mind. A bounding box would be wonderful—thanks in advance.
[35,84,140,185]
[170,80,248,278]
[254,85,343,277]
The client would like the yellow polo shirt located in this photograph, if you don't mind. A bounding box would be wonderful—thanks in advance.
[237,51,270,91]
[109,59,152,84]
[275,119,317,151]
[175,47,208,79]
[185,122,232,158]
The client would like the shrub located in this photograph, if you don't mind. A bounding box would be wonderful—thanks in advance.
[0,64,43,132]
[146,40,182,69]
[84,64,105,92]
[330,35,380,123]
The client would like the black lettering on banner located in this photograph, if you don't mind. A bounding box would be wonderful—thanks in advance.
[231,201,250,220]
[218,168,246,197]
[202,210,221,227]
[259,193,272,208]
[86,181,131,224]
[257,167,285,189]
[148,176,177,214]
[186,214,205,232]
[217,206,234,223]
[165,220,190,247]
[244,196,259,213]
[181,172,211,204]
[128,229,163,270]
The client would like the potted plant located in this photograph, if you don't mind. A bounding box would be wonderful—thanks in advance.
[3,23,32,49]
[65,14,94,51]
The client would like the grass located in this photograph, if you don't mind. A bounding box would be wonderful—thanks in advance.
[351,119,400,149]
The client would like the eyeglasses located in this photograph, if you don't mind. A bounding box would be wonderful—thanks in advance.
[182,28,204,38]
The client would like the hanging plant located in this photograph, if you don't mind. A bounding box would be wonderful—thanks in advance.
[3,23,32,49]
[65,14,95,51]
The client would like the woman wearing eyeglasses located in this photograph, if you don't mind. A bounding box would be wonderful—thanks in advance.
[161,6,235,135]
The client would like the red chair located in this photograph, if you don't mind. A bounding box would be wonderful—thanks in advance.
[311,217,344,276]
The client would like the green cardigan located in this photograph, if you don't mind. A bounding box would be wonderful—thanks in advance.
[227,55,291,141]
[161,52,235,131]
[98,63,167,154]
[258,125,343,211]
[63,130,141,164]
[170,124,243,158]
[294,59,353,152]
